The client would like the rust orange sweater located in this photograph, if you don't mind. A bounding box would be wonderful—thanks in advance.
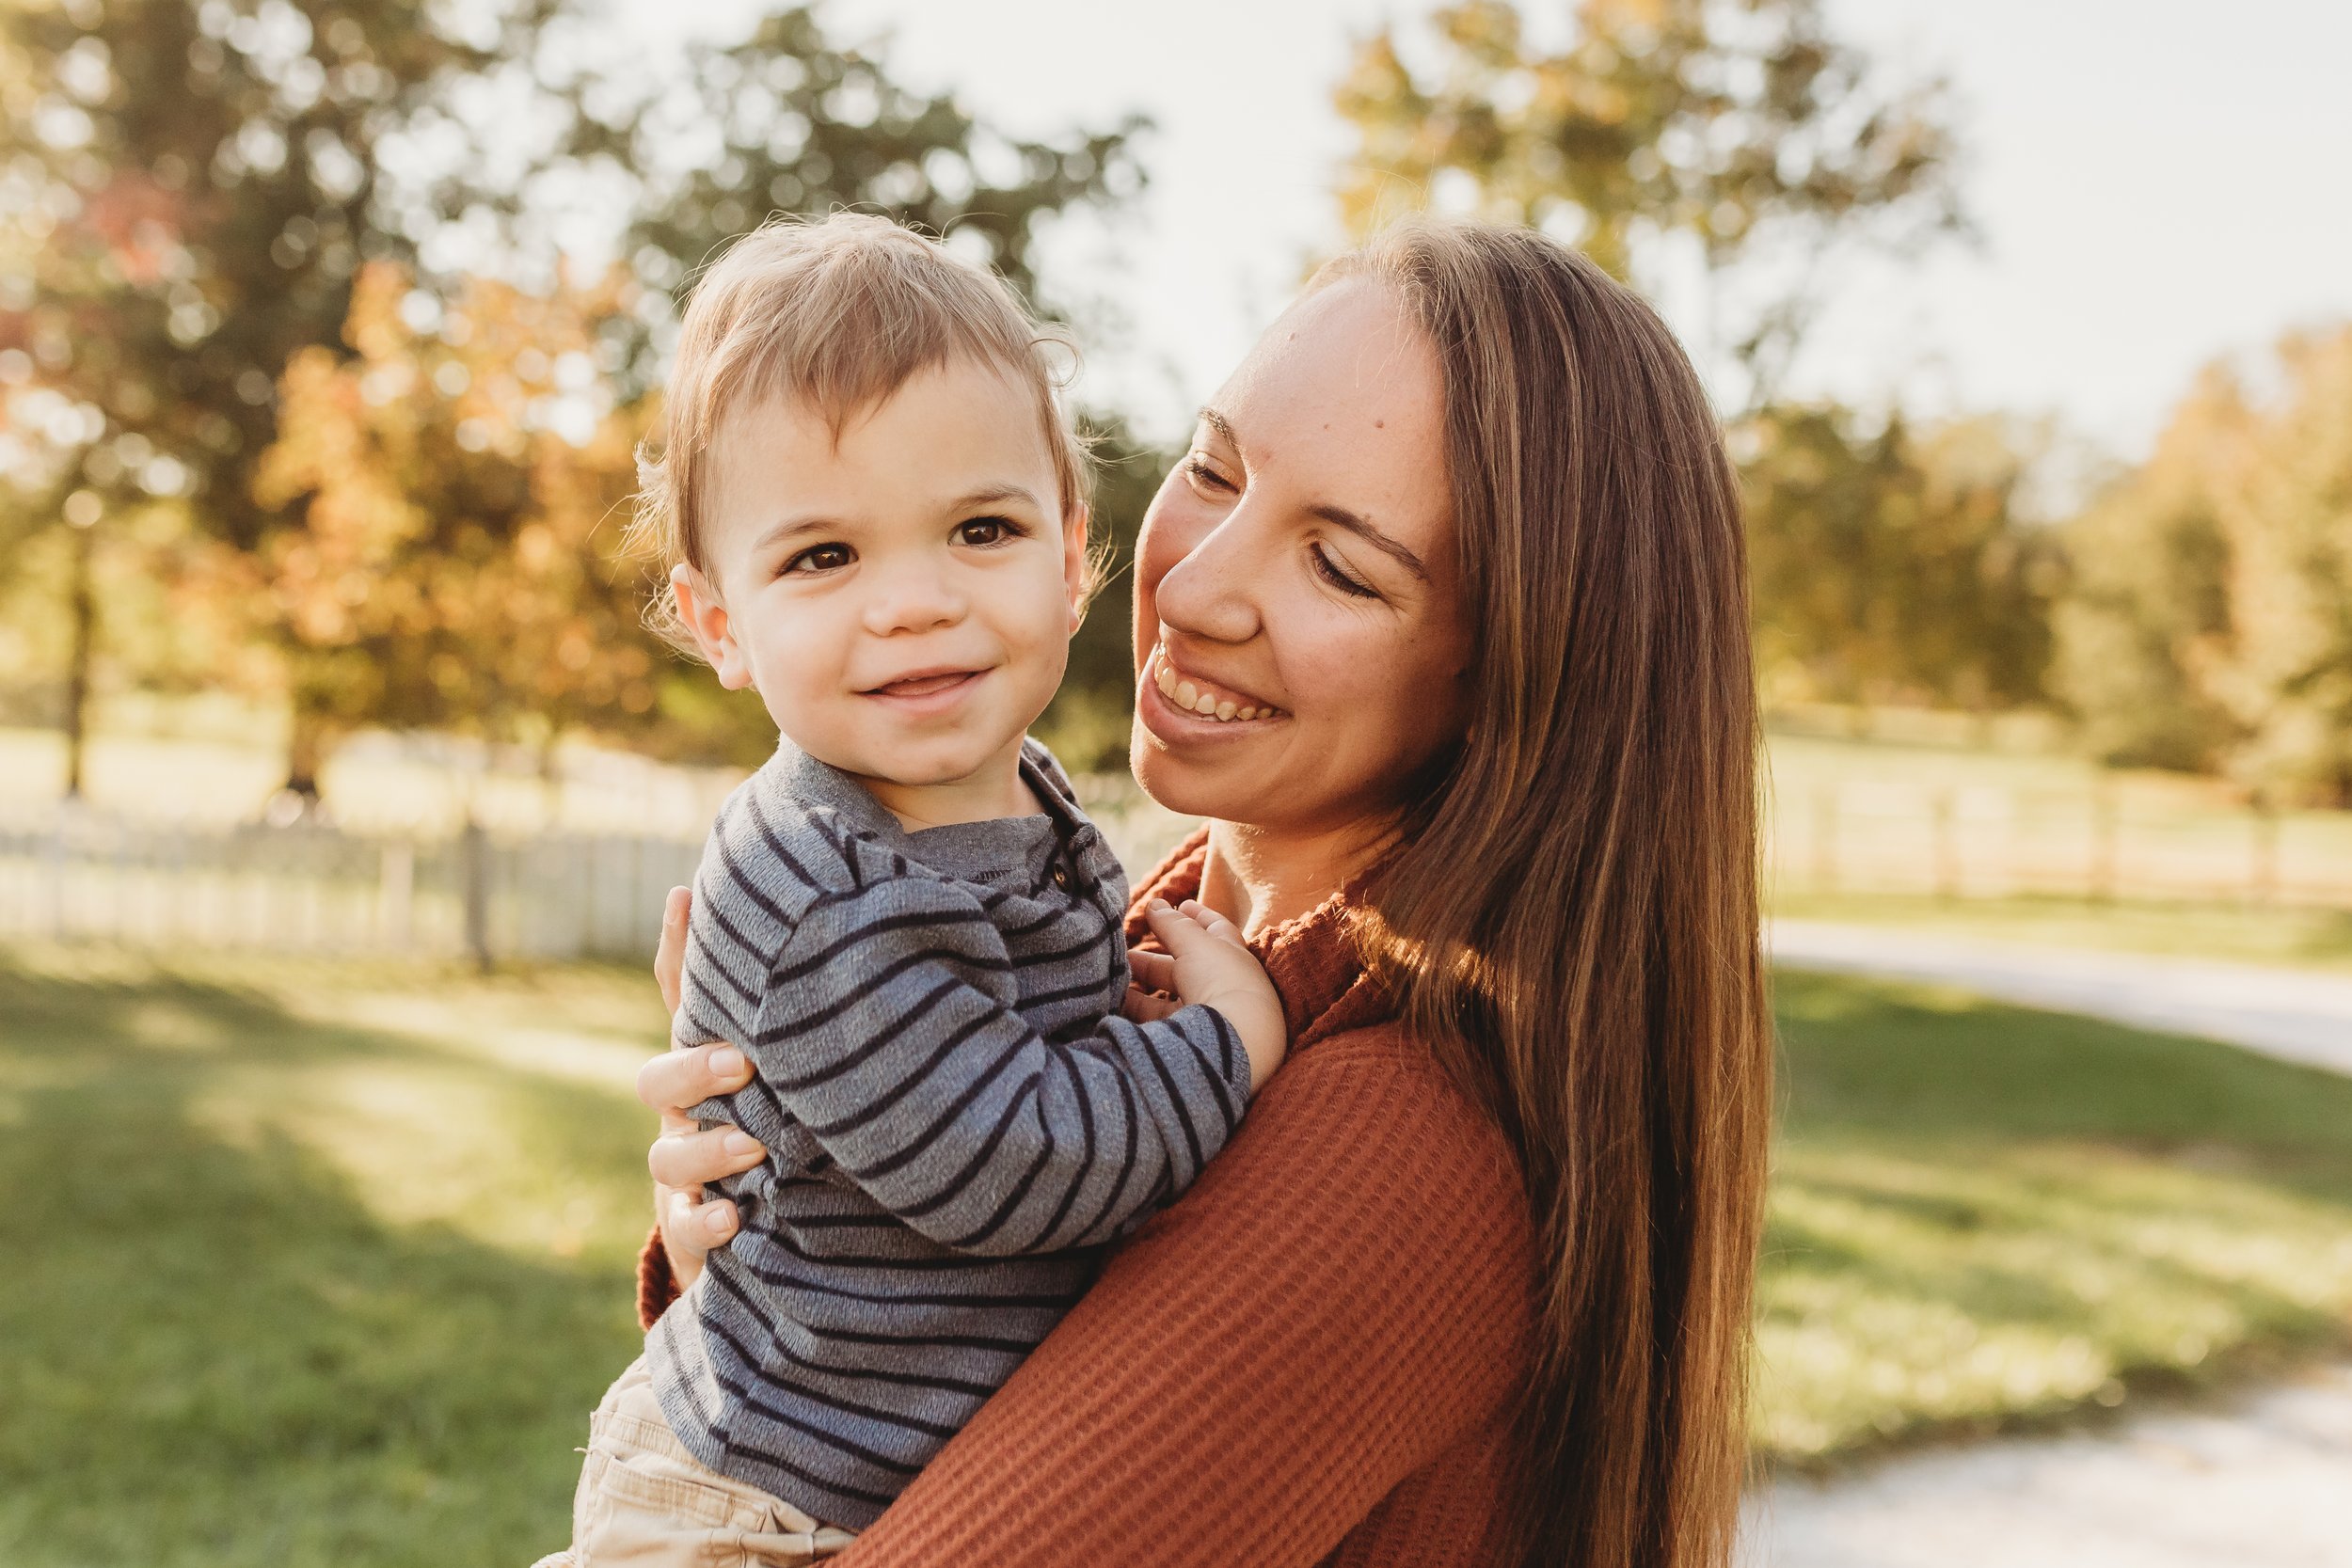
[637,830,1534,1565]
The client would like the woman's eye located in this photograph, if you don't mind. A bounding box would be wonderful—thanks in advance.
[783,543,853,575]
[1311,544,1380,600]
[1182,456,1235,494]
[956,515,1020,547]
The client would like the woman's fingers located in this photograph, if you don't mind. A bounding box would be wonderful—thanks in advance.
[649,1123,768,1188]
[654,886,691,1014]
[660,1184,739,1264]
[635,1040,754,1117]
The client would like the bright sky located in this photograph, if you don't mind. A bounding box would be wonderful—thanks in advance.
[644,0,2352,460]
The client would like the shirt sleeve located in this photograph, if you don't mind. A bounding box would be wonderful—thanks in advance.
[832,1033,1535,1568]
[720,874,1255,1257]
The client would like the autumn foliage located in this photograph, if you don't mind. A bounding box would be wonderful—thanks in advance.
[252,262,671,780]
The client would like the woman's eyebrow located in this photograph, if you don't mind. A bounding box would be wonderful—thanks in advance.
[1198,405,1428,580]
[1311,502,1431,582]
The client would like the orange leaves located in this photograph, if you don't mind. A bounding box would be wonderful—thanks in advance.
[255,261,672,745]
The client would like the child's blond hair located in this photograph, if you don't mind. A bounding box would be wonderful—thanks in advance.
[632,214,1094,650]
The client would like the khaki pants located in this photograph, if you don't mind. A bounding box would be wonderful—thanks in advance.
[533,1358,858,1568]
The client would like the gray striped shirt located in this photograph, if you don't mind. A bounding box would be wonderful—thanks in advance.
[645,738,1250,1527]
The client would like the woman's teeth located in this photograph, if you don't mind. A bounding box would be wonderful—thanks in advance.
[1152,648,1275,722]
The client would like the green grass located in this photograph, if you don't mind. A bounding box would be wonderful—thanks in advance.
[1759,968,2352,1464]
[0,948,668,1567]
[5,948,2352,1561]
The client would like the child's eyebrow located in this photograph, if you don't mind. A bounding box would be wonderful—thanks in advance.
[944,483,1045,515]
[750,514,840,552]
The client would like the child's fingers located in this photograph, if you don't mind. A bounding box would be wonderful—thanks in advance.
[1127,947,1176,992]
[1145,899,1227,959]
[1121,984,1182,1023]
[1176,897,1248,948]
[1144,899,1204,952]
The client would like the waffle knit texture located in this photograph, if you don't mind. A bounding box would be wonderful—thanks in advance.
[639,827,1535,1565]
[647,742,1250,1529]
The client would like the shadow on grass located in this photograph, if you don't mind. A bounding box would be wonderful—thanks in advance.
[0,953,654,1568]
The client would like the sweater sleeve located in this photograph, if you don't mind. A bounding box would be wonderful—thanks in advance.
[834,1030,1534,1568]
[719,875,1254,1256]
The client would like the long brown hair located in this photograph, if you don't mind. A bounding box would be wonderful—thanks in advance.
[1327,221,1772,1568]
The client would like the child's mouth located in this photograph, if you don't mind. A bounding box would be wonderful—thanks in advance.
[865,669,982,700]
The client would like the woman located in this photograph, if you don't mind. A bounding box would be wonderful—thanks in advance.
[634,219,1773,1568]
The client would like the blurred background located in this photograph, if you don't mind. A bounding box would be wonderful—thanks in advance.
[4,2,2349,1564]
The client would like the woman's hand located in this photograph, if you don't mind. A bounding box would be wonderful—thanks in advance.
[641,885,761,1290]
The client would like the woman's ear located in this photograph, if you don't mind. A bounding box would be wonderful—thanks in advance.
[671,562,755,690]
[1062,501,1093,635]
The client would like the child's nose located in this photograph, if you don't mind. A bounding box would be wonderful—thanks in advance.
[861,565,966,634]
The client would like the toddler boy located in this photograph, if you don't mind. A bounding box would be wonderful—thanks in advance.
[538,214,1285,1566]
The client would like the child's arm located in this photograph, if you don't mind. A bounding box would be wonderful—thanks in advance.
[739,877,1281,1257]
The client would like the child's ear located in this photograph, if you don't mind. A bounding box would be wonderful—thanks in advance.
[671,562,755,691]
[1061,502,1092,635]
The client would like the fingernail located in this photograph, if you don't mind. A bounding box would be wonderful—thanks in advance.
[706,1210,735,1237]
[1149,898,1169,912]
[710,1047,746,1077]
[724,1132,760,1157]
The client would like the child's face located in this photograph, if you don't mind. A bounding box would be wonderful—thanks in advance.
[677,357,1087,800]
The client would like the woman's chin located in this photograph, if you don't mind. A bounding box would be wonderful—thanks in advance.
[1129,721,1254,824]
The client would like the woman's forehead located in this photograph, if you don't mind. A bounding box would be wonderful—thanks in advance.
[1210,278,1452,548]
[1226,280,1434,422]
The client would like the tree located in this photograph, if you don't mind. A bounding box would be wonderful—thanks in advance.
[1036,417,1171,773]
[2058,327,2352,803]
[0,0,560,788]
[1333,0,1962,409]
[551,7,1144,401]
[1742,405,2059,709]
[251,261,669,787]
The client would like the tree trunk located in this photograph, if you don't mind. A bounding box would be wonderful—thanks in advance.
[61,522,95,800]
[282,698,333,800]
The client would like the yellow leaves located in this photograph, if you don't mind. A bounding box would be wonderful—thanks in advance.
[2058,323,2352,800]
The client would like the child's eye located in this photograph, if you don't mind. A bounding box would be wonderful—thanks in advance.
[955,515,1023,547]
[783,543,853,575]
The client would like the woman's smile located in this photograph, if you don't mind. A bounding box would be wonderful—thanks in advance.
[1141,642,1287,726]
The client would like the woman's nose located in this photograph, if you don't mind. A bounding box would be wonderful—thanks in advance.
[1148,507,1263,646]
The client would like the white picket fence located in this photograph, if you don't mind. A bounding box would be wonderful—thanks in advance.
[8,774,2347,967]
[0,809,705,962]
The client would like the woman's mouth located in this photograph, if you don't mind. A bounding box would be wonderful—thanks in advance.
[1143,644,1285,724]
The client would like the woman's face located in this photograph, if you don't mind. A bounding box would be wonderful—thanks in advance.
[1130,277,1470,839]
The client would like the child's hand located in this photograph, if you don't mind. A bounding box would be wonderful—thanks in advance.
[1136,898,1287,1092]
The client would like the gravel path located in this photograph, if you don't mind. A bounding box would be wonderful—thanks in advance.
[1770,920,2352,1078]
[1743,922,2352,1565]
[1740,1360,2352,1568]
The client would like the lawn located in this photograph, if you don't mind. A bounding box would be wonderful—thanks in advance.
[5,947,2352,1563]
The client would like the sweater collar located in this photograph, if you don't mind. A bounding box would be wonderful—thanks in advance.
[1124,828,1393,1048]
[755,736,1089,882]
